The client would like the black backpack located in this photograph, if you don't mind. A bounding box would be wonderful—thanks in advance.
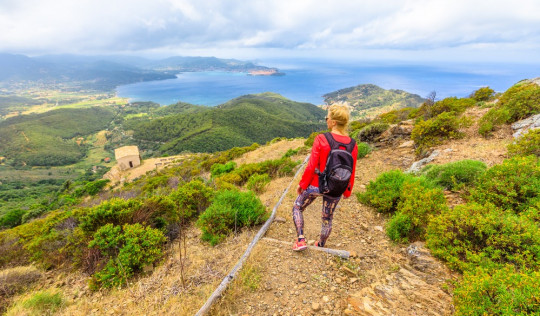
[315,132,356,197]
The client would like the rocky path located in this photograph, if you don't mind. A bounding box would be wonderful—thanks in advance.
[210,146,457,315]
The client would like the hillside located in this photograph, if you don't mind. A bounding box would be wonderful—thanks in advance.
[0,107,115,167]
[323,84,425,119]
[0,80,538,315]
[128,92,326,154]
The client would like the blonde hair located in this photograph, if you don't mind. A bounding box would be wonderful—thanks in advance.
[328,102,351,133]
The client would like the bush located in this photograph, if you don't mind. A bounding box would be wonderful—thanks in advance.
[282,147,302,159]
[420,160,487,190]
[508,128,540,157]
[21,208,46,223]
[88,223,165,289]
[386,213,413,243]
[169,179,214,220]
[357,122,389,142]
[197,190,267,245]
[79,198,143,234]
[470,86,495,102]
[0,209,26,229]
[210,161,236,177]
[426,202,540,272]
[411,112,471,155]
[468,155,540,213]
[357,142,371,158]
[378,108,414,124]
[388,180,448,242]
[84,179,109,196]
[479,82,540,136]
[141,175,169,193]
[217,157,299,186]
[357,170,416,214]
[14,290,65,315]
[246,173,271,193]
[454,266,540,315]
[411,97,475,120]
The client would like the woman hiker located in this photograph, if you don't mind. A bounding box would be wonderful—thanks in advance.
[292,103,358,251]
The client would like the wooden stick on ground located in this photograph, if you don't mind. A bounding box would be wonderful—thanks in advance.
[195,156,310,316]
[262,237,350,259]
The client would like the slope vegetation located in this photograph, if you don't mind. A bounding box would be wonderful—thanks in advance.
[323,84,425,118]
[128,93,326,154]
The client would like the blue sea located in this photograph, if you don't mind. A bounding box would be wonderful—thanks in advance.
[116,60,540,106]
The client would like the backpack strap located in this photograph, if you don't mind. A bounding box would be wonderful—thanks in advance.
[323,132,356,153]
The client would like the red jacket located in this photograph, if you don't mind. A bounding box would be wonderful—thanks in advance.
[299,133,358,197]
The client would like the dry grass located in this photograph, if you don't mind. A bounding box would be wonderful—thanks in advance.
[233,139,305,165]
[0,265,42,313]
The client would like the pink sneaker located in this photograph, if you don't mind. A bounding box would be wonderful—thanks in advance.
[292,239,307,251]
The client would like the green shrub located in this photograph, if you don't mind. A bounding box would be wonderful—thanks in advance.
[390,180,448,242]
[357,122,389,142]
[200,143,260,171]
[246,173,271,193]
[217,157,299,186]
[79,198,143,234]
[169,179,214,220]
[469,155,540,213]
[470,86,495,102]
[420,160,487,190]
[378,108,414,124]
[17,290,64,315]
[412,97,475,120]
[84,179,110,196]
[426,202,540,272]
[141,175,169,193]
[210,161,236,177]
[282,147,302,159]
[508,128,540,157]
[479,82,540,136]
[454,266,540,315]
[21,208,46,223]
[89,223,165,289]
[357,170,416,213]
[0,209,26,229]
[197,190,267,245]
[411,112,471,155]
[137,195,177,229]
[357,142,372,158]
[386,213,413,243]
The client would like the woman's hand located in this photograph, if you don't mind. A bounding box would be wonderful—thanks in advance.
[297,185,304,195]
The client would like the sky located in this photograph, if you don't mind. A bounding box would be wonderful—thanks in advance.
[1,0,540,63]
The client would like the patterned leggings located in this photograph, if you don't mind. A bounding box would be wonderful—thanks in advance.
[292,185,341,247]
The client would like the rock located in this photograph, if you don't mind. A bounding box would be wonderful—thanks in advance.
[312,302,321,312]
[373,226,384,232]
[511,114,540,138]
[406,242,446,276]
[343,309,354,315]
[349,250,358,258]
[360,223,369,231]
[398,140,414,148]
[308,240,315,246]
[322,296,330,303]
[406,150,440,173]
[324,310,331,314]
[340,266,357,277]
[274,216,286,223]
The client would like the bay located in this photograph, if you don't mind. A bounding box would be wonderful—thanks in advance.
[116,60,540,106]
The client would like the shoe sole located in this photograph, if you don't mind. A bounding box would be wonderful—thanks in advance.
[293,245,307,251]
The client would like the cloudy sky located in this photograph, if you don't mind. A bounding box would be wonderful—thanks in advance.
[2,0,540,62]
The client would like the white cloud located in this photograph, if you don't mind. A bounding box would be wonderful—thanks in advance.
[0,0,539,62]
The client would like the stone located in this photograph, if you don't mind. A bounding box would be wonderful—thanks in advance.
[398,140,414,148]
[340,266,357,277]
[274,216,286,223]
[373,226,384,232]
[406,150,440,173]
[322,296,330,303]
[312,302,321,311]
[360,223,369,231]
[308,240,315,246]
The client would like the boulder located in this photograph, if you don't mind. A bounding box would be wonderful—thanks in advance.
[511,114,540,138]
